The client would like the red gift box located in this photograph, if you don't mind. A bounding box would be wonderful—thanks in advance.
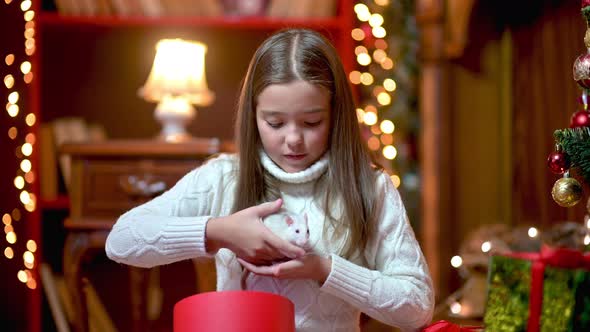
[494,246,590,332]
[174,291,295,332]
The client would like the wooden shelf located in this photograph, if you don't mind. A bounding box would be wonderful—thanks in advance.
[38,12,347,30]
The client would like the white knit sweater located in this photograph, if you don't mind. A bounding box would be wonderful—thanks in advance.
[105,152,434,332]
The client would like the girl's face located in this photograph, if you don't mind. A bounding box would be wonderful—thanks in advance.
[256,80,331,173]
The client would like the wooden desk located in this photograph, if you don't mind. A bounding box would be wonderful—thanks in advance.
[61,139,231,332]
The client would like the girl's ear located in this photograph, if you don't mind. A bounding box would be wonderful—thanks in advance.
[285,216,294,226]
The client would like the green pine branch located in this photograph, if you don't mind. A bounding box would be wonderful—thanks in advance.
[554,127,590,183]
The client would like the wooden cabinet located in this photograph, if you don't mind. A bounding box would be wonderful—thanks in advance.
[61,139,228,332]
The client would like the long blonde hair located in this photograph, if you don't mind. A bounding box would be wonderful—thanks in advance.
[232,29,380,259]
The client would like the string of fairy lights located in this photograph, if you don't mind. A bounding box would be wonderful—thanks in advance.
[3,0,38,290]
[349,1,402,188]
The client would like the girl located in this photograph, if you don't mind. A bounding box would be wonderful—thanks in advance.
[106,28,434,331]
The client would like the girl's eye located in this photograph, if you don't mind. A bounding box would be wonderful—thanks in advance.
[266,121,283,128]
[304,120,322,127]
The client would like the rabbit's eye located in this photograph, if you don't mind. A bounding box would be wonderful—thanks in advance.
[296,229,300,233]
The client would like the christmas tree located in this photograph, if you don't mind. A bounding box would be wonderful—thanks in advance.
[548,0,590,214]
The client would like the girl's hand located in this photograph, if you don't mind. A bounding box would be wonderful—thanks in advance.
[205,199,306,265]
[237,254,332,283]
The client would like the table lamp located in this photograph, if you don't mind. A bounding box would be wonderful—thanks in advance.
[139,38,214,142]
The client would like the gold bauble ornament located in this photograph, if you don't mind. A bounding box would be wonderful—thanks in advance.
[551,177,583,207]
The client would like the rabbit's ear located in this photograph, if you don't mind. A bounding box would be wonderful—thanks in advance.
[285,216,294,226]
[303,213,308,224]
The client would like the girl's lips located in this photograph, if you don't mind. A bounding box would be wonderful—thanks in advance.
[284,154,306,160]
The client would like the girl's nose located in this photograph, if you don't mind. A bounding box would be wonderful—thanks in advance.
[286,130,303,147]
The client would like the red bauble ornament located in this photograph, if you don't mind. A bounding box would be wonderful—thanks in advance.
[583,0,590,9]
[570,110,590,128]
[573,53,590,88]
[547,151,571,174]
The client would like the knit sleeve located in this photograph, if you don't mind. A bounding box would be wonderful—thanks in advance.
[320,172,434,331]
[105,155,235,268]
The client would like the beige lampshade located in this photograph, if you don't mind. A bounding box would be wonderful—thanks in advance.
[139,38,214,106]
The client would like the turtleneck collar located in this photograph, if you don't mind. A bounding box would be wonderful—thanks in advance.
[260,150,329,184]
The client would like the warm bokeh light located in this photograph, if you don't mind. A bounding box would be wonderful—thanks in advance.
[8,91,19,104]
[357,53,371,66]
[351,28,365,41]
[20,61,31,74]
[24,72,33,83]
[5,247,14,259]
[528,227,538,238]
[12,208,21,221]
[23,251,34,264]
[14,176,24,189]
[384,78,397,91]
[17,270,28,283]
[381,58,394,70]
[370,124,381,135]
[24,10,35,22]
[373,49,387,63]
[355,45,368,55]
[20,159,31,173]
[365,104,377,113]
[383,145,397,160]
[374,0,389,5]
[481,241,491,253]
[7,104,18,117]
[349,70,361,84]
[8,127,18,139]
[363,111,378,125]
[380,133,393,145]
[5,54,14,65]
[7,232,17,244]
[367,136,380,151]
[4,74,14,88]
[26,278,37,289]
[20,191,31,205]
[5,225,13,233]
[451,255,463,268]
[354,3,371,22]
[375,39,388,50]
[2,214,11,225]
[24,171,35,184]
[380,120,395,134]
[360,72,374,85]
[356,108,365,122]
[369,14,384,28]
[25,27,34,39]
[450,302,462,314]
[25,113,35,126]
[26,240,37,252]
[390,174,401,188]
[25,133,35,144]
[377,92,391,105]
[20,0,31,11]
[372,86,385,97]
[372,26,386,38]
[21,142,32,156]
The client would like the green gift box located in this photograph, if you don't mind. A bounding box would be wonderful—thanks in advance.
[483,247,590,332]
